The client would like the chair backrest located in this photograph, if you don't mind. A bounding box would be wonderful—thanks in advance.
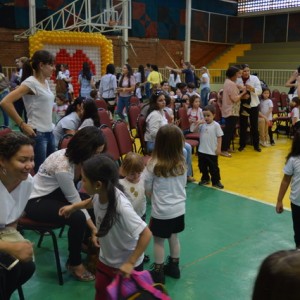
[177,107,190,131]
[0,126,12,137]
[98,108,112,128]
[136,114,147,155]
[212,101,222,123]
[95,99,108,110]
[130,96,140,106]
[100,125,120,162]
[128,105,141,134]
[58,134,74,149]
[271,89,280,102]
[271,98,279,115]
[280,92,289,109]
[113,120,135,156]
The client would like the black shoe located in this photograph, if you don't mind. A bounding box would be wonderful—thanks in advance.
[238,147,245,152]
[150,263,165,284]
[212,182,224,189]
[198,180,210,186]
[143,254,150,263]
[254,147,262,152]
[164,256,180,279]
[271,141,275,146]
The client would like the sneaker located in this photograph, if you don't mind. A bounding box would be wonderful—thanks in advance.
[254,147,262,152]
[164,256,180,279]
[260,141,267,147]
[220,151,232,158]
[238,146,245,152]
[270,140,275,146]
[198,180,210,186]
[150,263,165,284]
[212,182,224,189]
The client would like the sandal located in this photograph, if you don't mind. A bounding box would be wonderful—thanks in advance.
[67,263,95,282]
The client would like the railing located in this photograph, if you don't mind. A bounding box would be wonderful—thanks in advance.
[3,66,292,90]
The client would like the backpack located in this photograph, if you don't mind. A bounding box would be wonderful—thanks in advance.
[107,270,171,300]
[0,73,10,91]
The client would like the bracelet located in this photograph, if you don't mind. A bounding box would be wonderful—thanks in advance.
[19,120,24,128]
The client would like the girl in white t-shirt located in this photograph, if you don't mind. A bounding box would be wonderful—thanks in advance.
[187,95,204,132]
[144,124,187,284]
[290,97,300,131]
[276,130,300,248]
[258,88,274,146]
[59,154,152,300]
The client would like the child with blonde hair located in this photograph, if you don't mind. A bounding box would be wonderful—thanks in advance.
[145,124,187,284]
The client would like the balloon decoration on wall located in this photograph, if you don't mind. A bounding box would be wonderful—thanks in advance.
[29,30,114,96]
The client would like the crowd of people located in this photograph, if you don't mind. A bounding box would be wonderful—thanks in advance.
[1,50,300,299]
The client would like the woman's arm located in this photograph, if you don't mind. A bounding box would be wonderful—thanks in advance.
[0,85,36,136]
[166,66,182,74]
[285,70,298,87]
[119,227,152,276]
[276,174,292,213]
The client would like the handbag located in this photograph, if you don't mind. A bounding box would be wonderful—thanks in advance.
[107,270,171,300]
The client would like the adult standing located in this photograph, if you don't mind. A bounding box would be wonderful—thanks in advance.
[166,61,195,85]
[25,127,105,282]
[78,62,95,98]
[116,64,135,120]
[199,66,211,108]
[0,132,35,300]
[220,66,246,157]
[147,65,162,95]
[236,64,262,152]
[0,50,56,173]
[99,64,117,116]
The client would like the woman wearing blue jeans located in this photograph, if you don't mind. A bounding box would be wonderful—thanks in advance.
[116,64,136,120]
[0,50,56,173]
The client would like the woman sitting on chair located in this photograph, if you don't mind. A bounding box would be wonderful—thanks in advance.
[25,126,106,282]
[0,132,35,300]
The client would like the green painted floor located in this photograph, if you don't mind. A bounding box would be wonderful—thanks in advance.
[11,183,294,300]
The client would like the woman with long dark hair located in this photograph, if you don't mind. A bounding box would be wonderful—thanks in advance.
[78,62,95,98]
[78,99,100,129]
[116,64,136,120]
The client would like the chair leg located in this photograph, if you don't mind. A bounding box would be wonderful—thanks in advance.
[37,232,45,248]
[58,226,65,238]
[18,286,25,300]
[49,230,64,285]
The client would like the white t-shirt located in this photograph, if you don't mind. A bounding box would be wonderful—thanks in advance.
[119,176,146,217]
[78,118,94,130]
[198,121,223,156]
[0,176,33,228]
[284,156,300,205]
[144,160,187,219]
[144,110,168,142]
[53,112,81,147]
[291,107,300,124]
[22,76,54,132]
[259,99,273,121]
[93,189,147,268]
[30,149,89,219]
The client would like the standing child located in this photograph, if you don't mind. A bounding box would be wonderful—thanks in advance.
[258,87,274,146]
[198,104,224,189]
[59,154,152,300]
[144,124,187,284]
[53,93,69,124]
[276,130,300,249]
[187,95,204,133]
[290,97,300,131]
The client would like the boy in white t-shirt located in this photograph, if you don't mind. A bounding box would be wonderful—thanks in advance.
[198,104,224,189]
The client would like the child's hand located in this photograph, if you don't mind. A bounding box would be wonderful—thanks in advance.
[119,262,134,278]
[91,233,100,248]
[58,205,75,218]
[276,201,284,214]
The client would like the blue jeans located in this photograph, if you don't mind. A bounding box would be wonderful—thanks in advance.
[117,95,131,120]
[33,131,55,173]
[200,87,210,108]
[146,141,193,177]
[0,90,10,126]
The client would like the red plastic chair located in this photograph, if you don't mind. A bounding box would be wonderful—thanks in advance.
[58,134,74,149]
[98,108,112,128]
[177,107,199,140]
[0,125,12,136]
[95,99,108,110]
[100,125,121,163]
[130,96,140,106]
[128,105,141,138]
[136,114,148,155]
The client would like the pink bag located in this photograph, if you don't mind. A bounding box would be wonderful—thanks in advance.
[107,270,171,300]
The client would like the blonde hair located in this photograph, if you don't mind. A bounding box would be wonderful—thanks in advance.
[120,152,144,176]
[150,124,186,177]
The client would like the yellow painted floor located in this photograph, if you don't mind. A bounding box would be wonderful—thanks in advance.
[192,135,292,209]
